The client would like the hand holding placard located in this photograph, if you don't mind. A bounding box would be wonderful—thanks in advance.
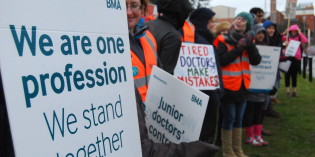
[285,40,301,57]
[146,66,209,144]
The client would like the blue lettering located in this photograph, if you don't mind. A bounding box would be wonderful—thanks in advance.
[39,34,54,56]
[22,75,39,108]
[10,25,36,56]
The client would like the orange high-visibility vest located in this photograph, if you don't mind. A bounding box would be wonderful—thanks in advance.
[144,15,156,22]
[181,20,195,43]
[131,31,157,102]
[214,35,251,91]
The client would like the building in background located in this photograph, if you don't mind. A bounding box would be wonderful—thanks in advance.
[295,3,314,35]
[210,5,236,23]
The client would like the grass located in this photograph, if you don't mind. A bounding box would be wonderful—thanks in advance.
[216,74,315,157]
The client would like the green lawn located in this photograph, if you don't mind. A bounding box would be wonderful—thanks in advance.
[215,74,315,157]
[243,74,315,157]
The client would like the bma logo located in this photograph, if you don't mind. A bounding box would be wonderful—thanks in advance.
[191,95,202,106]
[106,0,121,10]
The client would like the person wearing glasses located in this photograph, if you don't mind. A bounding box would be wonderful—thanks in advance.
[126,0,219,156]
[214,12,261,157]
[250,7,265,25]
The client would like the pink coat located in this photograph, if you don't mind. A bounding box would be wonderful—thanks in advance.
[282,25,308,60]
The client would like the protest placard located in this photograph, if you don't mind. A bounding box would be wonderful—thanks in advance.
[285,40,301,57]
[174,42,220,90]
[279,60,292,73]
[0,0,142,156]
[145,66,209,144]
[249,46,281,92]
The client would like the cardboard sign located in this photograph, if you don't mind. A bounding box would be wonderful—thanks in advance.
[145,66,209,144]
[249,46,281,92]
[285,0,297,19]
[0,0,142,157]
[279,60,292,73]
[285,40,301,57]
[174,42,220,90]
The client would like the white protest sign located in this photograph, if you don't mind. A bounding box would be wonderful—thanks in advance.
[174,42,220,90]
[279,60,292,72]
[285,0,297,19]
[285,40,301,57]
[0,0,142,157]
[145,66,209,144]
[249,46,281,92]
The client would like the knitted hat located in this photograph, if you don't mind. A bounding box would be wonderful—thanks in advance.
[214,21,231,34]
[235,12,254,32]
[189,8,216,29]
[253,24,266,35]
[263,20,275,29]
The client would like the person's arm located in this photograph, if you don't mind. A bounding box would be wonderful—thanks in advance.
[246,43,262,66]
[298,32,308,51]
[298,33,308,44]
[217,42,243,67]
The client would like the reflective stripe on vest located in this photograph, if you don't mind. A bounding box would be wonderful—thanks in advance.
[131,31,157,102]
[182,21,195,43]
[216,35,251,91]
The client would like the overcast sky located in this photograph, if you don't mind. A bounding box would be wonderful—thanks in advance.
[210,0,314,14]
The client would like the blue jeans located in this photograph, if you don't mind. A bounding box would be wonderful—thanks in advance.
[221,99,247,130]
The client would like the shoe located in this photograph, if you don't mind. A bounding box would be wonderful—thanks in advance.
[256,136,268,146]
[262,129,272,136]
[245,137,262,146]
[292,92,298,97]
[221,129,237,157]
[271,98,281,104]
[232,128,248,157]
[286,91,291,97]
[266,110,280,118]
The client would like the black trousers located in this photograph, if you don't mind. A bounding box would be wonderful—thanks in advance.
[285,57,300,88]
[199,103,218,143]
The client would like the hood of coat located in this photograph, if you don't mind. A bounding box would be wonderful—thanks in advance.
[288,24,300,31]
[253,24,269,45]
[157,0,193,29]
[189,8,215,30]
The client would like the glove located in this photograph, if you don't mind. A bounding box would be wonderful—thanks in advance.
[245,30,255,42]
[237,38,248,49]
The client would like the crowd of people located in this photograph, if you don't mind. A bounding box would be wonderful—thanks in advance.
[129,0,310,156]
[0,0,311,156]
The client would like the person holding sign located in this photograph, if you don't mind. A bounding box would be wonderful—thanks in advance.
[187,8,224,146]
[263,20,283,104]
[128,0,158,102]
[282,24,308,97]
[214,12,261,157]
[126,0,219,156]
[263,20,282,120]
[243,24,269,147]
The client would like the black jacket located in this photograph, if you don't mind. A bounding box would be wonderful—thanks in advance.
[189,9,224,142]
[146,18,182,74]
